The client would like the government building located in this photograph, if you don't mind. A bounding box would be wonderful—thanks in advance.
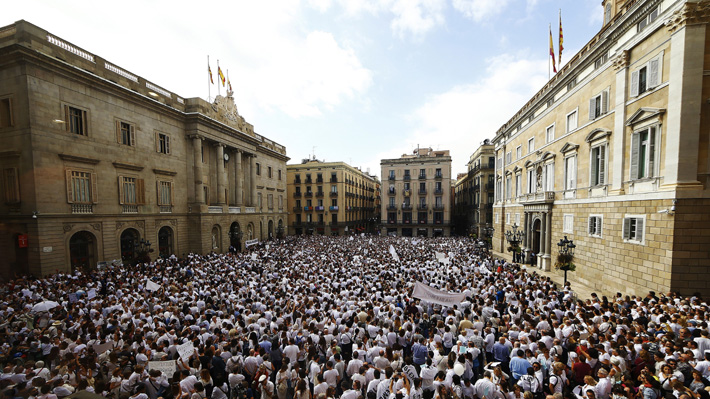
[381,148,452,237]
[286,159,379,235]
[0,20,288,278]
[491,0,710,296]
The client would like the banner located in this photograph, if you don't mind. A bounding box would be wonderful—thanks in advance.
[245,239,259,248]
[87,288,96,299]
[146,280,161,292]
[389,245,400,262]
[177,342,195,361]
[148,360,176,376]
[411,282,465,307]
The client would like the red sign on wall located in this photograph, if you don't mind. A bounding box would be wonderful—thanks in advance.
[17,234,28,248]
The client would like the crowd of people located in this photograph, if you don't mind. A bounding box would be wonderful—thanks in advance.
[0,235,709,399]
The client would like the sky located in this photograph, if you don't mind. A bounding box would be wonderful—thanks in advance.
[5,0,604,179]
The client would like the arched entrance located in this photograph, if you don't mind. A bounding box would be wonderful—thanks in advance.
[532,218,541,257]
[211,225,221,252]
[120,228,140,262]
[277,219,284,239]
[268,220,274,240]
[69,231,96,272]
[158,226,173,258]
[229,222,241,252]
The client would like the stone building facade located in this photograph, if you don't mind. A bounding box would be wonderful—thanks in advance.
[286,159,379,235]
[491,0,710,296]
[381,148,452,237]
[454,141,496,237]
[0,20,288,278]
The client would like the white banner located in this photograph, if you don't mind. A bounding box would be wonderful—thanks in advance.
[411,282,465,307]
[145,280,161,292]
[148,360,176,376]
[389,245,400,262]
[435,252,445,260]
[245,239,259,248]
[87,289,97,299]
[177,342,195,361]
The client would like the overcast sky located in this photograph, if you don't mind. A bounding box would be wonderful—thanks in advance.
[5,0,603,178]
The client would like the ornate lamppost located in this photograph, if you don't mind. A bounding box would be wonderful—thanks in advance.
[505,223,525,263]
[134,238,152,265]
[482,224,495,251]
[556,236,576,286]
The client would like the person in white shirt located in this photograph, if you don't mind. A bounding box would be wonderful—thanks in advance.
[474,371,498,399]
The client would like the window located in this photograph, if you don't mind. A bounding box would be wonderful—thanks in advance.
[506,213,510,224]
[638,6,660,31]
[256,163,261,176]
[515,174,521,197]
[604,3,612,25]
[505,151,512,165]
[567,77,577,91]
[594,53,609,70]
[331,198,337,206]
[156,133,171,154]
[564,156,577,190]
[588,215,602,237]
[630,125,658,180]
[496,180,502,201]
[65,105,87,135]
[117,121,135,146]
[528,138,535,153]
[546,124,555,143]
[389,170,395,180]
[589,90,609,120]
[515,213,520,225]
[542,163,554,192]
[66,170,97,204]
[590,145,607,186]
[435,168,442,177]
[623,215,645,244]
[331,185,337,194]
[505,176,511,199]
[257,192,262,209]
[3,168,20,204]
[419,169,426,178]
[157,181,173,206]
[118,176,145,205]
[566,109,578,132]
[419,182,426,194]
[527,169,536,194]
[0,98,13,128]
[516,146,522,160]
[631,53,663,97]
[563,214,574,234]
[268,194,274,209]
[278,170,282,180]
[404,170,410,179]
[279,195,283,209]
[268,167,273,178]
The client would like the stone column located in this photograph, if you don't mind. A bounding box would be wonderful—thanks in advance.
[538,212,546,269]
[522,212,530,263]
[610,51,629,195]
[192,136,204,204]
[663,9,706,190]
[235,150,243,206]
[216,144,226,205]
[542,211,552,271]
[250,154,257,206]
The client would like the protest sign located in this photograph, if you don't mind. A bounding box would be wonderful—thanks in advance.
[87,289,96,299]
[92,342,113,355]
[148,360,176,376]
[177,342,194,361]
[412,282,465,307]
[145,280,161,292]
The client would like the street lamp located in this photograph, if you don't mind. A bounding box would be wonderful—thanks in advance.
[505,223,525,263]
[134,238,152,264]
[556,236,576,286]
[482,224,495,251]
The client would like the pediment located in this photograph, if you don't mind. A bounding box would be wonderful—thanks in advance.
[540,151,555,161]
[625,107,666,126]
[585,128,612,143]
[559,142,579,154]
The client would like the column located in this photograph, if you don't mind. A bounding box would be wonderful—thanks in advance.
[543,211,552,271]
[250,154,257,206]
[522,212,530,263]
[235,150,243,206]
[216,144,226,205]
[538,212,546,269]
[192,136,204,204]
[610,51,629,195]
[663,13,706,190]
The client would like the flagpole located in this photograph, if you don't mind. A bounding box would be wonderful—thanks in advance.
[548,24,551,80]
[207,55,211,103]
[217,60,221,97]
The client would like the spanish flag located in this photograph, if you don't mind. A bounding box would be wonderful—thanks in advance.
[549,25,557,74]
[218,67,226,87]
[559,10,564,65]
[208,65,214,84]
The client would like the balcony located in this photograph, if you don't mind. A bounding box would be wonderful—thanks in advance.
[122,205,139,214]
[71,203,93,214]
[305,178,313,184]
[329,206,339,211]
[387,205,397,210]
[388,219,396,224]
[402,204,413,211]
[160,205,173,213]
[228,206,241,214]
[419,219,427,224]
[519,191,555,204]
[303,206,313,211]
[316,177,323,183]
[418,204,428,210]
[330,177,338,183]
[435,173,443,180]
[294,179,301,184]
[418,188,427,195]
[316,191,324,197]
[418,174,426,180]
[403,219,412,224]
[304,192,313,197]
[330,191,338,197]
[388,189,396,195]
[434,189,443,195]
[388,175,395,181]
[293,192,302,198]
[292,206,301,212]
[434,204,445,210]
[403,175,411,181]
[315,206,325,211]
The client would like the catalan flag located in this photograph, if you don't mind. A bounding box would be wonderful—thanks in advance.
[559,10,564,65]
[208,65,214,84]
[549,25,557,74]
[218,66,226,87]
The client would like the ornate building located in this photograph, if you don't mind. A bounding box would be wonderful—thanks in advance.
[454,141,495,237]
[491,0,710,296]
[287,159,378,235]
[0,20,288,278]
[381,148,452,237]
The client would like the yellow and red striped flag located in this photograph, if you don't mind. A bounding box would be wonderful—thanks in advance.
[208,65,214,84]
[218,67,226,87]
[549,25,557,74]
[559,10,564,65]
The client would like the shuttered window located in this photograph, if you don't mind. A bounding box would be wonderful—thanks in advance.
[66,170,97,204]
[589,90,609,120]
[630,126,658,180]
[630,52,663,97]
[118,176,145,205]
[588,215,602,237]
[117,121,135,146]
[3,168,20,204]
[157,181,173,206]
[623,216,645,243]
[590,145,606,186]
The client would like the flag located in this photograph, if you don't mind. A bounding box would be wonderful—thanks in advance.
[208,65,213,84]
[559,10,564,65]
[549,25,557,74]
[218,67,226,87]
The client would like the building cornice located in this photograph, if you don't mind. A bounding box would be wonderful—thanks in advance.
[666,1,710,33]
